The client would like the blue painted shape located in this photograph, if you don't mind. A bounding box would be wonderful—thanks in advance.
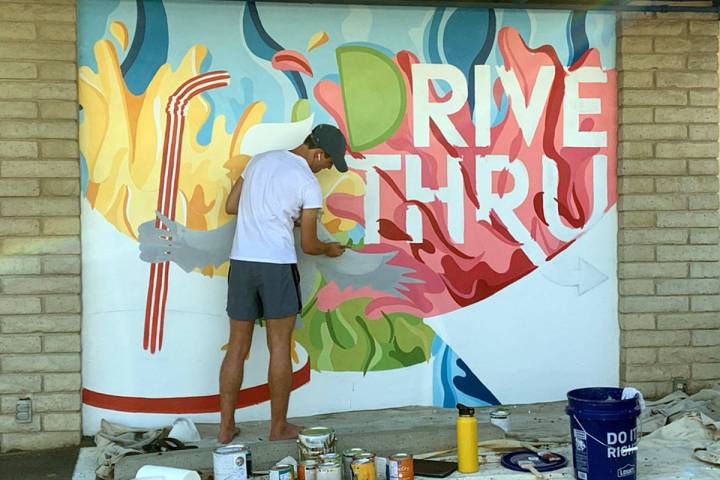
[432,337,499,407]
[566,11,589,66]
[424,8,445,65]
[122,0,169,95]
[80,152,89,196]
[454,357,500,406]
[78,0,121,71]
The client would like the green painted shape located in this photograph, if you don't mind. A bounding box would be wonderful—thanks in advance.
[336,45,406,151]
[291,99,311,122]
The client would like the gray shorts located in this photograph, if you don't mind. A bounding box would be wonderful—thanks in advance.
[227,260,301,320]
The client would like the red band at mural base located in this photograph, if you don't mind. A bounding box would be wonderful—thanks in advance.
[82,359,311,414]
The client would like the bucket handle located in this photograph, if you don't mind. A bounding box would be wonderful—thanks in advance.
[572,415,639,453]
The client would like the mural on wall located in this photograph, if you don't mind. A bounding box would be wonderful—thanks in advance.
[79,0,617,433]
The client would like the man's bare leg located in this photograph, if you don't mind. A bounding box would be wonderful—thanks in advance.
[266,315,304,440]
[218,318,255,443]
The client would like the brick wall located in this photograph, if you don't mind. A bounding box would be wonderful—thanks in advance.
[618,12,720,398]
[0,0,81,452]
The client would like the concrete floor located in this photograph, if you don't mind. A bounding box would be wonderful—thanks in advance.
[1,446,80,480]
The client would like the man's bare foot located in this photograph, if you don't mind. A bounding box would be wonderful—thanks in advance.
[218,426,240,444]
[269,422,304,441]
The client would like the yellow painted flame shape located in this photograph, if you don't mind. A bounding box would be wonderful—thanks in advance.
[79,38,265,277]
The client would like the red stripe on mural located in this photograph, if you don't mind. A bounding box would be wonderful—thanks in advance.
[82,358,311,414]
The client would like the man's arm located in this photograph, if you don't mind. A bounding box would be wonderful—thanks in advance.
[300,208,344,257]
[225,177,244,214]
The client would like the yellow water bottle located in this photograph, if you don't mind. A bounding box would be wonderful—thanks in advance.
[456,403,478,473]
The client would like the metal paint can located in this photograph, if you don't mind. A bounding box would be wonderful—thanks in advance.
[270,464,295,480]
[387,453,413,480]
[490,408,511,432]
[351,458,376,480]
[298,459,319,480]
[298,426,336,460]
[342,448,366,480]
[213,444,252,480]
[317,461,343,480]
[319,452,342,464]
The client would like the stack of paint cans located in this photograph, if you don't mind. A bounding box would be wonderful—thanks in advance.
[213,444,253,480]
[317,453,343,480]
[298,427,337,461]
[387,453,413,480]
[342,448,366,480]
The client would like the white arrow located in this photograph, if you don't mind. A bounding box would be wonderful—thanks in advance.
[541,257,608,295]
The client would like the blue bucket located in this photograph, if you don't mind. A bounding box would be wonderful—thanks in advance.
[566,387,641,480]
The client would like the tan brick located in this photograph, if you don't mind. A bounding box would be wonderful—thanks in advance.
[693,330,720,346]
[619,279,655,295]
[620,89,686,106]
[624,348,657,364]
[0,314,79,334]
[619,142,654,158]
[41,217,79,235]
[0,256,40,275]
[693,363,720,379]
[691,296,720,313]
[0,42,76,61]
[618,177,654,194]
[620,20,687,36]
[0,22,36,41]
[620,124,687,141]
[1,393,80,414]
[688,54,719,71]
[658,312,720,329]
[37,24,76,42]
[656,142,718,158]
[690,380,719,392]
[623,330,691,347]
[620,313,656,330]
[1,276,80,295]
[690,21,720,35]
[0,374,41,394]
[689,90,719,106]
[43,334,79,353]
[691,262,720,278]
[656,279,720,295]
[42,255,79,275]
[0,334,40,353]
[690,227,720,244]
[0,218,39,236]
[656,177,718,193]
[654,37,718,53]
[618,72,654,89]
[618,160,686,176]
[0,415,40,433]
[620,295,688,313]
[0,4,75,22]
[659,346,720,363]
[39,101,77,120]
[689,125,719,141]
[1,236,79,255]
[43,294,80,313]
[1,160,79,178]
[0,198,78,216]
[0,120,76,139]
[655,107,718,124]
[43,412,80,432]
[619,381,662,399]
[0,101,37,119]
[618,194,686,211]
[620,107,653,124]
[657,211,720,227]
[657,245,718,261]
[2,431,79,451]
[619,228,687,245]
[688,160,719,176]
[38,63,76,81]
[619,245,655,262]
[0,179,39,196]
[43,373,80,392]
[0,62,36,80]
[624,364,690,382]
[619,211,656,227]
[0,82,77,101]
[620,36,653,53]
[1,354,79,373]
[40,140,77,158]
[0,140,37,158]
[40,179,78,196]
[657,72,718,89]
[0,296,40,315]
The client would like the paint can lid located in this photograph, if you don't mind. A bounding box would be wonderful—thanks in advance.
[500,450,567,472]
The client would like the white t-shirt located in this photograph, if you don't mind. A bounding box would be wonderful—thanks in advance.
[230,150,323,264]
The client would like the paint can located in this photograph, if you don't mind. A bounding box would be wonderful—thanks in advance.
[298,459,319,480]
[387,453,413,480]
[298,427,336,460]
[490,408,511,432]
[351,458,376,480]
[213,444,252,480]
[342,448,366,480]
[270,464,295,480]
[317,461,343,480]
[319,452,342,464]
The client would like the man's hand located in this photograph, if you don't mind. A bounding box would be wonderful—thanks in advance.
[324,242,345,258]
[300,208,345,258]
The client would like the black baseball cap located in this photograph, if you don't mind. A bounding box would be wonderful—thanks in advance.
[311,124,348,172]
